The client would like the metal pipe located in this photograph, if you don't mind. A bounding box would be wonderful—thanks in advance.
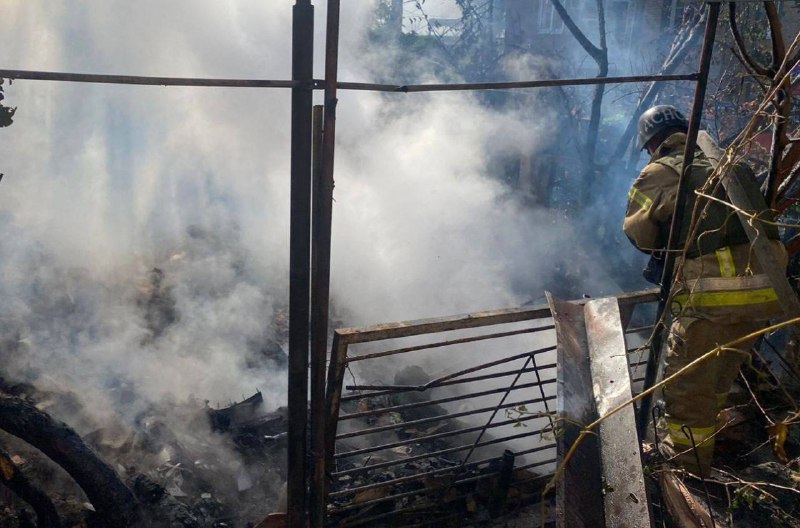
[332,457,556,522]
[510,457,558,473]
[459,355,533,466]
[339,373,555,422]
[288,1,314,525]
[309,103,326,528]
[330,447,551,514]
[335,289,657,345]
[625,325,655,333]
[344,346,557,394]
[340,364,550,402]
[0,71,697,92]
[336,73,699,93]
[323,332,348,509]
[330,467,553,526]
[339,469,549,528]
[311,3,340,524]
[345,325,554,363]
[637,1,720,437]
[0,68,301,88]
[336,394,555,440]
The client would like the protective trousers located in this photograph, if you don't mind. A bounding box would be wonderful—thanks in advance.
[662,316,761,476]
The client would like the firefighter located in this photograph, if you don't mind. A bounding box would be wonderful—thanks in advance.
[623,105,786,476]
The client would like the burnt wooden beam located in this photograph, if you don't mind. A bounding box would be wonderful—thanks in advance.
[0,394,139,527]
[0,447,62,528]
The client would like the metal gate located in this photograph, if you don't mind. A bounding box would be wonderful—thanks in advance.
[321,289,659,526]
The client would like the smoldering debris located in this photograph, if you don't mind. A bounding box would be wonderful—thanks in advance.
[0,379,289,527]
[0,237,291,527]
[327,364,546,526]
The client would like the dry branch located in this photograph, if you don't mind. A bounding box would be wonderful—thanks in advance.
[728,3,770,77]
[548,0,609,203]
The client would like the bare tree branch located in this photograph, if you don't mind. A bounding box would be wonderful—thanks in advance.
[764,1,787,73]
[728,3,771,77]
[584,0,609,200]
[548,0,604,64]
[548,0,608,205]
[608,7,706,167]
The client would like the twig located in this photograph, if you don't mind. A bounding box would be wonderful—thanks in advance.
[738,365,775,426]
[694,190,800,229]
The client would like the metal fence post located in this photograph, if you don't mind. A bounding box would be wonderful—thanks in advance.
[637,1,721,437]
[289,1,314,525]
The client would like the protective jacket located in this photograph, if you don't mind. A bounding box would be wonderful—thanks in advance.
[623,132,785,322]
[624,132,787,476]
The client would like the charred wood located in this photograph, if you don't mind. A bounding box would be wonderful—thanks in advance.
[0,448,61,528]
[206,392,288,451]
[128,474,200,528]
[0,393,139,527]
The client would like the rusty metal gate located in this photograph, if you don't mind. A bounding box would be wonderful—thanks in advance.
[321,289,659,526]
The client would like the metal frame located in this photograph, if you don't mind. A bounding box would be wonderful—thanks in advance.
[321,290,658,527]
[0,1,726,524]
[638,2,721,435]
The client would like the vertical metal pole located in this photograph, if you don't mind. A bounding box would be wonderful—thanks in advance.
[289,1,314,525]
[637,1,720,437]
[310,2,340,526]
[309,102,326,528]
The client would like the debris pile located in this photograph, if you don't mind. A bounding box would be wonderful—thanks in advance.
[0,239,292,527]
[327,365,548,527]
[0,378,289,527]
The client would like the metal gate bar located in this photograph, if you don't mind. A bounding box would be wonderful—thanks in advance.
[322,289,658,526]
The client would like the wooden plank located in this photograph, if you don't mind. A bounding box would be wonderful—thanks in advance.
[584,298,652,528]
[547,293,606,528]
[336,289,659,345]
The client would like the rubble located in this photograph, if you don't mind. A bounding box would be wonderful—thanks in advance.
[0,384,290,527]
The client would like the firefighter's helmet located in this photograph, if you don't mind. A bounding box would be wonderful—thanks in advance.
[637,105,689,150]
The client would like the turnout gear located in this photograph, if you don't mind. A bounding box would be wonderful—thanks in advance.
[637,105,689,150]
[624,131,787,476]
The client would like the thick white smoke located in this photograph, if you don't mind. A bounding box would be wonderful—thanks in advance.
[0,1,620,438]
